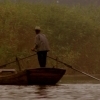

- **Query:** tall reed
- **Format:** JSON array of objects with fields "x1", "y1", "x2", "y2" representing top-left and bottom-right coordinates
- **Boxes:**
[{"x1": 0, "y1": 1, "x2": 100, "y2": 73}]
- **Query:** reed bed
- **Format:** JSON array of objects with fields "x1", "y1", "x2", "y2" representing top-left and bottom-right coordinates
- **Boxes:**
[{"x1": 0, "y1": 1, "x2": 100, "y2": 74}]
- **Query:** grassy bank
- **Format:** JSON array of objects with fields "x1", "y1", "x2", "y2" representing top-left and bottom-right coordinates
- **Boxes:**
[{"x1": 0, "y1": 1, "x2": 100, "y2": 74}]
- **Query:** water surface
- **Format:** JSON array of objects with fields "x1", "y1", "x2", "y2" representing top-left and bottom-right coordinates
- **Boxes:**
[{"x1": 0, "y1": 84, "x2": 100, "y2": 100}]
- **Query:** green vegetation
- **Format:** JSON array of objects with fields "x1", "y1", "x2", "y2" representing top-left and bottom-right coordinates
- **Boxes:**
[{"x1": 0, "y1": 1, "x2": 100, "y2": 74}]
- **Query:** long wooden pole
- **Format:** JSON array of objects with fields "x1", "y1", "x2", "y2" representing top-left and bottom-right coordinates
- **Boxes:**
[
  {"x1": 0, "y1": 54, "x2": 36, "y2": 68},
  {"x1": 48, "y1": 56, "x2": 100, "y2": 81}
]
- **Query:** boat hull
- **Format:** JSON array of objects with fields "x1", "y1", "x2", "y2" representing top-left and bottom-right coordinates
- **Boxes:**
[{"x1": 0, "y1": 68, "x2": 66, "y2": 85}]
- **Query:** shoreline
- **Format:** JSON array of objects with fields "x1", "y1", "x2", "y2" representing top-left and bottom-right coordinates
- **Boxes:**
[{"x1": 59, "y1": 74, "x2": 100, "y2": 84}]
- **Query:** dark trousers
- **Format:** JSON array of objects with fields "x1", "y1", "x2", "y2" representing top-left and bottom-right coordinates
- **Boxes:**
[{"x1": 37, "y1": 51, "x2": 47, "y2": 67}]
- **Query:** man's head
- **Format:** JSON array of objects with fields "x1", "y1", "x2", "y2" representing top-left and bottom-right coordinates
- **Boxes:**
[{"x1": 35, "y1": 26, "x2": 41, "y2": 34}]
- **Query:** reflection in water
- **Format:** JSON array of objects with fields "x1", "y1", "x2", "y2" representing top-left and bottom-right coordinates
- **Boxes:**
[
  {"x1": 0, "y1": 84, "x2": 100, "y2": 100},
  {"x1": 35, "y1": 85, "x2": 48, "y2": 98}
]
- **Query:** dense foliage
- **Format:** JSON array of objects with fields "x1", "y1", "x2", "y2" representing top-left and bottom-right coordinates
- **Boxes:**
[{"x1": 0, "y1": 1, "x2": 100, "y2": 74}]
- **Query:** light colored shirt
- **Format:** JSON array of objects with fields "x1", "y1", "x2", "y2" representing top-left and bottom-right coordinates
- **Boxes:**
[{"x1": 34, "y1": 33, "x2": 50, "y2": 52}]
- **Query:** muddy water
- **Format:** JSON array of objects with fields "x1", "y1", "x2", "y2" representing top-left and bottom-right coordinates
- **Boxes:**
[{"x1": 0, "y1": 83, "x2": 100, "y2": 100}]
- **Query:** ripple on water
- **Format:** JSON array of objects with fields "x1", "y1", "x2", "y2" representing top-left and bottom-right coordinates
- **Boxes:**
[{"x1": 0, "y1": 84, "x2": 99, "y2": 100}]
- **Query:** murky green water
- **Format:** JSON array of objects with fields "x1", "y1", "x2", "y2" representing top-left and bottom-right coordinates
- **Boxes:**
[{"x1": 0, "y1": 83, "x2": 100, "y2": 100}]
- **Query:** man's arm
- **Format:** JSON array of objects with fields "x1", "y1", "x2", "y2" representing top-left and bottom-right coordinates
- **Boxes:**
[{"x1": 31, "y1": 35, "x2": 40, "y2": 51}]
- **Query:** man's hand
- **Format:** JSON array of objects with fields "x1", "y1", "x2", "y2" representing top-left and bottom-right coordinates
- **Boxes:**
[
  {"x1": 31, "y1": 48, "x2": 35, "y2": 51},
  {"x1": 31, "y1": 48, "x2": 36, "y2": 52}
]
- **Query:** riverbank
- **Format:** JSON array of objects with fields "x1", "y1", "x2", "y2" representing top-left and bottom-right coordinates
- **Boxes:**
[
  {"x1": 59, "y1": 74, "x2": 100, "y2": 84},
  {"x1": 1, "y1": 2, "x2": 100, "y2": 74}
]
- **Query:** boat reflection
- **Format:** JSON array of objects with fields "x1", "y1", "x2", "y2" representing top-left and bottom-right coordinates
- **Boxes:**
[{"x1": 35, "y1": 85, "x2": 48, "y2": 98}]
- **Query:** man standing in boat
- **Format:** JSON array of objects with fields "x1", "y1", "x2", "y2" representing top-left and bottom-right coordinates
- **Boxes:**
[{"x1": 32, "y1": 26, "x2": 50, "y2": 68}]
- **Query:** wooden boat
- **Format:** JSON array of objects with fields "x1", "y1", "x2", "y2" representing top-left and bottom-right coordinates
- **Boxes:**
[{"x1": 0, "y1": 68, "x2": 66, "y2": 85}]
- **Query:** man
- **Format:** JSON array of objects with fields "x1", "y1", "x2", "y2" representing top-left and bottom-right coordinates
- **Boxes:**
[{"x1": 32, "y1": 26, "x2": 50, "y2": 68}]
